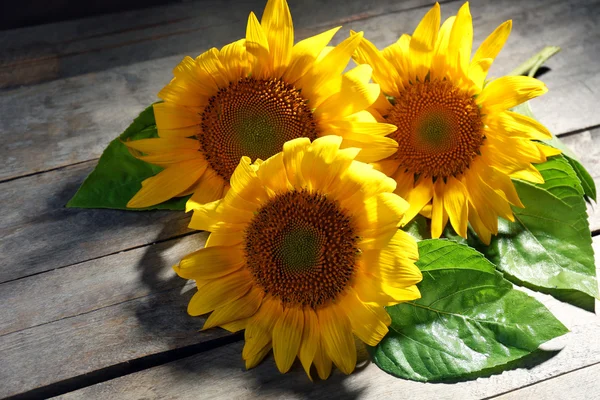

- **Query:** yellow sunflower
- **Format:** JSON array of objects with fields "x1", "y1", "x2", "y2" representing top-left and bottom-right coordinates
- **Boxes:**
[
  {"x1": 351, "y1": 2, "x2": 561, "y2": 244},
  {"x1": 174, "y1": 136, "x2": 422, "y2": 379},
  {"x1": 125, "y1": 0, "x2": 397, "y2": 209}
]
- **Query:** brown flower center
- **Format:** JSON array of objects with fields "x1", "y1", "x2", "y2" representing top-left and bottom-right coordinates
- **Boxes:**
[
  {"x1": 386, "y1": 80, "x2": 484, "y2": 179},
  {"x1": 244, "y1": 189, "x2": 358, "y2": 308},
  {"x1": 199, "y1": 77, "x2": 319, "y2": 181}
]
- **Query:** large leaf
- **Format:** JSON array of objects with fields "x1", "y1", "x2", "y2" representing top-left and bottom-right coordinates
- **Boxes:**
[
  {"x1": 473, "y1": 156, "x2": 598, "y2": 310},
  {"x1": 371, "y1": 240, "x2": 568, "y2": 382},
  {"x1": 67, "y1": 105, "x2": 188, "y2": 210}
]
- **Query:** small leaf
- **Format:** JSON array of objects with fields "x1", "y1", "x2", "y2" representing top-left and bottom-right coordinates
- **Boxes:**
[
  {"x1": 472, "y1": 156, "x2": 598, "y2": 310},
  {"x1": 67, "y1": 105, "x2": 188, "y2": 210},
  {"x1": 371, "y1": 240, "x2": 568, "y2": 382}
]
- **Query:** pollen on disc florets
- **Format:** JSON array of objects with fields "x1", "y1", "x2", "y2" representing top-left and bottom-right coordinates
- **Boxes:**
[
  {"x1": 199, "y1": 77, "x2": 319, "y2": 181},
  {"x1": 386, "y1": 80, "x2": 485, "y2": 179},
  {"x1": 244, "y1": 189, "x2": 359, "y2": 309}
]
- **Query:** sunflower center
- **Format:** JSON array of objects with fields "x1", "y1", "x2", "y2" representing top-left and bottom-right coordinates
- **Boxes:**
[
  {"x1": 386, "y1": 80, "x2": 484, "y2": 178},
  {"x1": 244, "y1": 189, "x2": 358, "y2": 308},
  {"x1": 199, "y1": 77, "x2": 319, "y2": 181}
]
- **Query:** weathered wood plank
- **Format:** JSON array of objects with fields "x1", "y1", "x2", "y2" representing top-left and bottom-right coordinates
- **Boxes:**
[
  {"x1": 0, "y1": 232, "x2": 206, "y2": 336},
  {"x1": 0, "y1": 0, "x2": 436, "y2": 87},
  {"x1": 491, "y1": 363, "x2": 600, "y2": 400},
  {"x1": 54, "y1": 236, "x2": 600, "y2": 400},
  {"x1": 1, "y1": 0, "x2": 599, "y2": 181},
  {"x1": 0, "y1": 161, "x2": 192, "y2": 283},
  {"x1": 560, "y1": 129, "x2": 600, "y2": 231}
]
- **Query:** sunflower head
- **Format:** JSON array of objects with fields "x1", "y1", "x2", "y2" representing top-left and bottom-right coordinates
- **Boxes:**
[
  {"x1": 174, "y1": 136, "x2": 421, "y2": 379},
  {"x1": 124, "y1": 0, "x2": 398, "y2": 210},
  {"x1": 352, "y1": 2, "x2": 561, "y2": 243}
]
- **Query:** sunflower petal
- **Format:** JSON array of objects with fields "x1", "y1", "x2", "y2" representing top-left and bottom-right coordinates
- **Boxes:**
[
  {"x1": 447, "y1": 2, "x2": 473, "y2": 76},
  {"x1": 246, "y1": 11, "x2": 271, "y2": 78},
  {"x1": 477, "y1": 76, "x2": 548, "y2": 112},
  {"x1": 284, "y1": 27, "x2": 340, "y2": 83},
  {"x1": 261, "y1": 0, "x2": 293, "y2": 76},
  {"x1": 187, "y1": 269, "x2": 253, "y2": 316},
  {"x1": 443, "y1": 176, "x2": 469, "y2": 238},
  {"x1": 318, "y1": 305, "x2": 356, "y2": 375},
  {"x1": 174, "y1": 245, "x2": 245, "y2": 280},
  {"x1": 409, "y1": 3, "x2": 440, "y2": 81},
  {"x1": 272, "y1": 306, "x2": 304, "y2": 373},
  {"x1": 127, "y1": 159, "x2": 207, "y2": 208},
  {"x1": 243, "y1": 296, "x2": 283, "y2": 362},
  {"x1": 203, "y1": 286, "x2": 264, "y2": 330},
  {"x1": 298, "y1": 308, "x2": 319, "y2": 380},
  {"x1": 339, "y1": 288, "x2": 390, "y2": 346}
]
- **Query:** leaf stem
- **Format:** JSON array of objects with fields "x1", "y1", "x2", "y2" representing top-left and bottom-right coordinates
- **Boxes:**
[{"x1": 509, "y1": 46, "x2": 561, "y2": 77}]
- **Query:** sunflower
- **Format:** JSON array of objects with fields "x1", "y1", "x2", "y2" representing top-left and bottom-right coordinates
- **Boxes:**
[
  {"x1": 351, "y1": 2, "x2": 561, "y2": 244},
  {"x1": 124, "y1": 0, "x2": 397, "y2": 209},
  {"x1": 174, "y1": 136, "x2": 422, "y2": 379}
]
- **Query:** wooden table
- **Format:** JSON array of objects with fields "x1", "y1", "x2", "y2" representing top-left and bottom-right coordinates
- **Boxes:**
[{"x1": 1, "y1": 0, "x2": 599, "y2": 398}]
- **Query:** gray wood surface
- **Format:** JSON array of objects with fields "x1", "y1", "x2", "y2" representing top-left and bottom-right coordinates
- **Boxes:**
[
  {"x1": 492, "y1": 363, "x2": 600, "y2": 400},
  {"x1": 1, "y1": 0, "x2": 599, "y2": 182},
  {"x1": 55, "y1": 239, "x2": 600, "y2": 400},
  {"x1": 0, "y1": 0, "x2": 598, "y2": 398}
]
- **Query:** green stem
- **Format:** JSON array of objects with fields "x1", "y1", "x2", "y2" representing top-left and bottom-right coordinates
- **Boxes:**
[{"x1": 509, "y1": 46, "x2": 561, "y2": 77}]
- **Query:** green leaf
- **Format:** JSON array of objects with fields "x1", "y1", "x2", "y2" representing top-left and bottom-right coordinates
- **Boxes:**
[
  {"x1": 371, "y1": 240, "x2": 568, "y2": 382},
  {"x1": 472, "y1": 156, "x2": 598, "y2": 310},
  {"x1": 67, "y1": 105, "x2": 188, "y2": 210}
]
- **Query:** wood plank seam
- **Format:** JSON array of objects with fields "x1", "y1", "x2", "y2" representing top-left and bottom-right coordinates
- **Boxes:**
[
  {"x1": 0, "y1": 230, "x2": 200, "y2": 286},
  {"x1": 2, "y1": 333, "x2": 244, "y2": 400},
  {"x1": 481, "y1": 360, "x2": 600, "y2": 399},
  {"x1": 0, "y1": 158, "x2": 99, "y2": 185}
]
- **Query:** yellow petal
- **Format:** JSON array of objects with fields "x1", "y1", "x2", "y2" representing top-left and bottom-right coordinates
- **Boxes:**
[
  {"x1": 447, "y1": 2, "x2": 473, "y2": 76},
  {"x1": 298, "y1": 308, "x2": 319, "y2": 380},
  {"x1": 245, "y1": 342, "x2": 272, "y2": 369},
  {"x1": 471, "y1": 19, "x2": 512, "y2": 74},
  {"x1": 537, "y1": 143, "x2": 561, "y2": 158},
  {"x1": 431, "y1": 16, "x2": 455, "y2": 78},
  {"x1": 221, "y1": 318, "x2": 250, "y2": 333},
  {"x1": 443, "y1": 176, "x2": 469, "y2": 238},
  {"x1": 272, "y1": 306, "x2": 304, "y2": 373},
  {"x1": 243, "y1": 296, "x2": 283, "y2": 362},
  {"x1": 260, "y1": 0, "x2": 293, "y2": 76},
  {"x1": 136, "y1": 150, "x2": 203, "y2": 168},
  {"x1": 409, "y1": 2, "x2": 440, "y2": 81},
  {"x1": 477, "y1": 76, "x2": 548, "y2": 112},
  {"x1": 187, "y1": 269, "x2": 253, "y2": 316},
  {"x1": 356, "y1": 192, "x2": 409, "y2": 235},
  {"x1": 203, "y1": 286, "x2": 264, "y2": 330},
  {"x1": 315, "y1": 64, "x2": 380, "y2": 119},
  {"x1": 219, "y1": 39, "x2": 249, "y2": 82},
  {"x1": 284, "y1": 27, "x2": 340, "y2": 84},
  {"x1": 153, "y1": 102, "x2": 201, "y2": 130},
  {"x1": 186, "y1": 168, "x2": 227, "y2": 210},
  {"x1": 171, "y1": 55, "x2": 218, "y2": 96},
  {"x1": 246, "y1": 11, "x2": 271, "y2": 78},
  {"x1": 468, "y1": 57, "x2": 493, "y2": 90},
  {"x1": 195, "y1": 48, "x2": 229, "y2": 88},
  {"x1": 352, "y1": 32, "x2": 402, "y2": 96},
  {"x1": 205, "y1": 230, "x2": 245, "y2": 247},
  {"x1": 313, "y1": 337, "x2": 332, "y2": 380},
  {"x1": 491, "y1": 110, "x2": 552, "y2": 140},
  {"x1": 174, "y1": 245, "x2": 245, "y2": 280},
  {"x1": 400, "y1": 177, "x2": 434, "y2": 225},
  {"x1": 127, "y1": 159, "x2": 207, "y2": 208},
  {"x1": 431, "y1": 179, "x2": 446, "y2": 238},
  {"x1": 468, "y1": 202, "x2": 492, "y2": 245},
  {"x1": 282, "y1": 137, "x2": 310, "y2": 187},
  {"x1": 123, "y1": 138, "x2": 200, "y2": 154},
  {"x1": 318, "y1": 305, "x2": 356, "y2": 375},
  {"x1": 339, "y1": 288, "x2": 390, "y2": 346},
  {"x1": 354, "y1": 269, "x2": 421, "y2": 306}
]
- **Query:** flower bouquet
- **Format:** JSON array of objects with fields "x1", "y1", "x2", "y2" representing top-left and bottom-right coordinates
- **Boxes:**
[{"x1": 67, "y1": 0, "x2": 597, "y2": 382}]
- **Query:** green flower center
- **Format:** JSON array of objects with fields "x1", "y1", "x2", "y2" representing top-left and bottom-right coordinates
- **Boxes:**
[
  {"x1": 199, "y1": 77, "x2": 319, "y2": 181},
  {"x1": 386, "y1": 80, "x2": 484, "y2": 179},
  {"x1": 244, "y1": 189, "x2": 358, "y2": 308}
]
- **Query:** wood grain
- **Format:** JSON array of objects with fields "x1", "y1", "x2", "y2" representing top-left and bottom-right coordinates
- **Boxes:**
[
  {"x1": 1, "y1": 0, "x2": 599, "y2": 181},
  {"x1": 55, "y1": 238, "x2": 600, "y2": 400},
  {"x1": 491, "y1": 363, "x2": 600, "y2": 400},
  {"x1": 0, "y1": 161, "x2": 191, "y2": 283}
]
